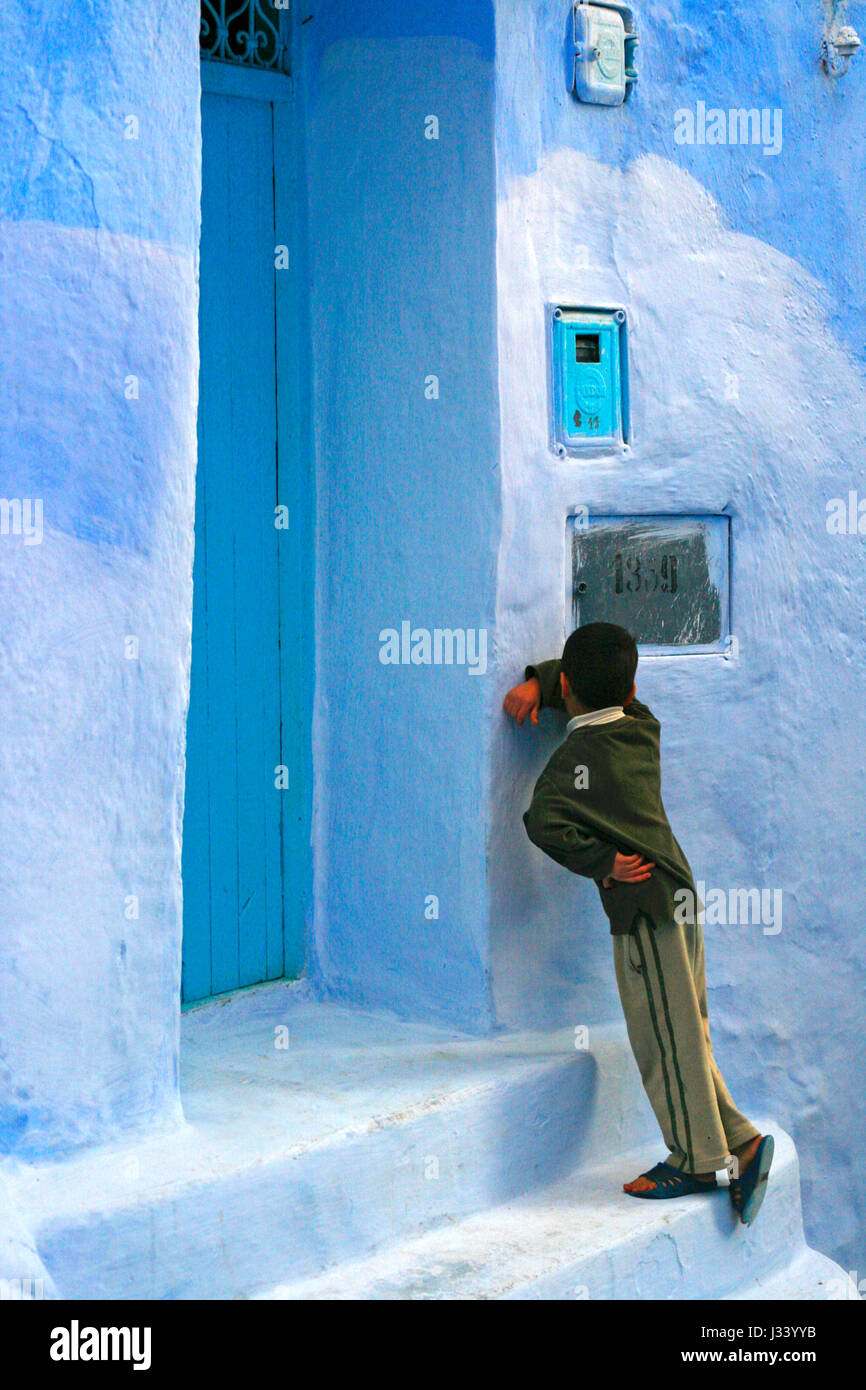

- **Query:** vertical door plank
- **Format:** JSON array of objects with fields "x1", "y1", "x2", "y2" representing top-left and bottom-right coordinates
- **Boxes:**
[
  {"x1": 183, "y1": 93, "x2": 234, "y2": 1002},
  {"x1": 273, "y1": 96, "x2": 312, "y2": 979},
  {"x1": 261, "y1": 103, "x2": 287, "y2": 983},
  {"x1": 227, "y1": 97, "x2": 279, "y2": 989},
  {"x1": 200, "y1": 93, "x2": 242, "y2": 997}
]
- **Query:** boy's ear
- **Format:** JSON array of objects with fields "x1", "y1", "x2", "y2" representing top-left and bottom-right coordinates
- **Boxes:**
[
  {"x1": 624, "y1": 682, "x2": 636, "y2": 707},
  {"x1": 560, "y1": 671, "x2": 572, "y2": 700}
]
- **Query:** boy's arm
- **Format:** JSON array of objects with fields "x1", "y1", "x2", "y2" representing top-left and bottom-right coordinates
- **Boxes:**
[
  {"x1": 524, "y1": 659, "x2": 565, "y2": 711},
  {"x1": 523, "y1": 774, "x2": 618, "y2": 881},
  {"x1": 523, "y1": 660, "x2": 654, "y2": 719}
]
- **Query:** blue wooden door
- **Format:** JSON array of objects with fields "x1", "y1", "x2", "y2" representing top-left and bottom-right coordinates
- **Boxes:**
[{"x1": 182, "y1": 86, "x2": 309, "y2": 1004}]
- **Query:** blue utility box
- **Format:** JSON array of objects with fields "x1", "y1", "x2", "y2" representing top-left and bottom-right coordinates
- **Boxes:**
[{"x1": 551, "y1": 305, "x2": 628, "y2": 453}]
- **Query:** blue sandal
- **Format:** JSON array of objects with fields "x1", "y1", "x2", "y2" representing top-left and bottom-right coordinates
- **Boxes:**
[
  {"x1": 729, "y1": 1135, "x2": 774, "y2": 1225},
  {"x1": 625, "y1": 1161, "x2": 718, "y2": 1199}
]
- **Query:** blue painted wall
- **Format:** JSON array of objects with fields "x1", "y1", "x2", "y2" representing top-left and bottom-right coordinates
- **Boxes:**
[
  {"x1": 489, "y1": 0, "x2": 866, "y2": 1274},
  {"x1": 495, "y1": 0, "x2": 866, "y2": 365},
  {"x1": 301, "y1": 2, "x2": 500, "y2": 1029},
  {"x1": 0, "y1": 1, "x2": 200, "y2": 1153},
  {"x1": 1, "y1": 0, "x2": 862, "y2": 1286}
]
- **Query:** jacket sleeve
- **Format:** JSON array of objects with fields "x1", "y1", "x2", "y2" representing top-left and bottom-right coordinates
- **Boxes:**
[
  {"x1": 624, "y1": 696, "x2": 657, "y2": 723},
  {"x1": 525, "y1": 658, "x2": 564, "y2": 711},
  {"x1": 523, "y1": 775, "x2": 619, "y2": 881}
]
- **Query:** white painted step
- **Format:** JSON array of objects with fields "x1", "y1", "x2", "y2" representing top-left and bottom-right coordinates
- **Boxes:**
[
  {"x1": 725, "y1": 1250, "x2": 859, "y2": 1301},
  {"x1": 252, "y1": 1127, "x2": 852, "y2": 1301},
  {"x1": 8, "y1": 989, "x2": 850, "y2": 1302},
  {"x1": 4, "y1": 989, "x2": 659, "y2": 1299}
]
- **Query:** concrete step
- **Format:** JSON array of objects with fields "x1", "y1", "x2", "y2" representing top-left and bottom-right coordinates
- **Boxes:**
[
  {"x1": 6, "y1": 988, "x2": 850, "y2": 1301},
  {"x1": 251, "y1": 1128, "x2": 853, "y2": 1301},
  {"x1": 725, "y1": 1250, "x2": 859, "y2": 1301},
  {"x1": 3, "y1": 987, "x2": 659, "y2": 1300}
]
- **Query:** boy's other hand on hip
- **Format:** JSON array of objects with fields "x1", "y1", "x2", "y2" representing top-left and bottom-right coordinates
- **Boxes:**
[
  {"x1": 503, "y1": 676, "x2": 541, "y2": 726},
  {"x1": 602, "y1": 853, "x2": 655, "y2": 889}
]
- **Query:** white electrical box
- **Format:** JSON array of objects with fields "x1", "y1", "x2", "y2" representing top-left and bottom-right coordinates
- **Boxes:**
[{"x1": 572, "y1": 2, "x2": 638, "y2": 107}]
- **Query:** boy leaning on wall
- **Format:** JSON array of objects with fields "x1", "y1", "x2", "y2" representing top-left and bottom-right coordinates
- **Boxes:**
[{"x1": 504, "y1": 622, "x2": 773, "y2": 1224}]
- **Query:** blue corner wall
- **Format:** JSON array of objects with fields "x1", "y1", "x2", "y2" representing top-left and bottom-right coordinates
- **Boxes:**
[
  {"x1": 0, "y1": 1, "x2": 201, "y2": 1154},
  {"x1": 301, "y1": 2, "x2": 500, "y2": 1029},
  {"x1": 489, "y1": 0, "x2": 866, "y2": 1275}
]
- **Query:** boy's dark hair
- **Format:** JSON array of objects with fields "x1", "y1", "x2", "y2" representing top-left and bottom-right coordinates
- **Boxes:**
[{"x1": 561, "y1": 622, "x2": 638, "y2": 710}]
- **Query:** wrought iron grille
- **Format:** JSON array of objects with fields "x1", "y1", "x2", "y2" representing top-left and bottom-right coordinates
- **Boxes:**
[{"x1": 200, "y1": 2, "x2": 291, "y2": 75}]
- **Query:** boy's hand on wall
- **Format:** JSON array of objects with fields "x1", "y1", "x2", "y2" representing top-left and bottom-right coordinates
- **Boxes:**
[
  {"x1": 602, "y1": 853, "x2": 655, "y2": 888},
  {"x1": 503, "y1": 676, "x2": 542, "y2": 726}
]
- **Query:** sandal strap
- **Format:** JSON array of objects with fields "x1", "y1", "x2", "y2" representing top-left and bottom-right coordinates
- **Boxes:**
[
  {"x1": 643, "y1": 1161, "x2": 717, "y2": 1190},
  {"x1": 642, "y1": 1162, "x2": 687, "y2": 1187}
]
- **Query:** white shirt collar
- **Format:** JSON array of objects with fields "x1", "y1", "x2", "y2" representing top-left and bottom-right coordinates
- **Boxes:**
[{"x1": 566, "y1": 706, "x2": 626, "y2": 733}]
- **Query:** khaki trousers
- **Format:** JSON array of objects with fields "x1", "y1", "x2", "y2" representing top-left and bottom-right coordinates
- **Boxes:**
[{"x1": 613, "y1": 913, "x2": 759, "y2": 1173}]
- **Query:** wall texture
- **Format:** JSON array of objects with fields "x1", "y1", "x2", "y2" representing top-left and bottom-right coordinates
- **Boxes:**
[
  {"x1": 0, "y1": 1, "x2": 201, "y2": 1154},
  {"x1": 0, "y1": 0, "x2": 862, "y2": 1286},
  {"x1": 301, "y1": 2, "x2": 500, "y2": 1029},
  {"x1": 489, "y1": 0, "x2": 866, "y2": 1274}
]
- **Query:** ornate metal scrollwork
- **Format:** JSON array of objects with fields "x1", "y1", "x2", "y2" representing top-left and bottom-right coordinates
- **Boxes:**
[{"x1": 200, "y1": 2, "x2": 291, "y2": 74}]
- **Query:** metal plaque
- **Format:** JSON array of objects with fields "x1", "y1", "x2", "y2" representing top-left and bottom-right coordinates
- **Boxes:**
[{"x1": 568, "y1": 514, "x2": 730, "y2": 652}]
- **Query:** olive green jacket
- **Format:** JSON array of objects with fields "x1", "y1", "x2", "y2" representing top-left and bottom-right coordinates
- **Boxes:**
[{"x1": 522, "y1": 659, "x2": 698, "y2": 934}]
